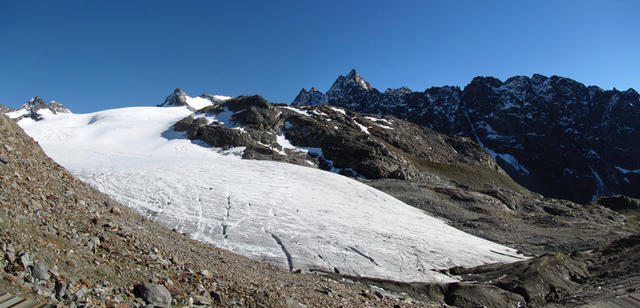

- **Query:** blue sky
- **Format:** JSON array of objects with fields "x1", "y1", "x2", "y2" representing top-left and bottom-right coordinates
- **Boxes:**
[{"x1": 1, "y1": 0, "x2": 639, "y2": 113}]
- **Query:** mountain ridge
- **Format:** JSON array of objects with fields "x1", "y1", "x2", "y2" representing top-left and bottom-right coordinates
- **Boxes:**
[{"x1": 292, "y1": 70, "x2": 640, "y2": 204}]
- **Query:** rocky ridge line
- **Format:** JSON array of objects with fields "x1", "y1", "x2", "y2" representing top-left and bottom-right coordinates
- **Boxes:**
[{"x1": 292, "y1": 70, "x2": 640, "y2": 204}]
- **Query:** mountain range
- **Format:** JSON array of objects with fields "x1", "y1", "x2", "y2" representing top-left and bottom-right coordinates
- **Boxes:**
[
  {"x1": 3, "y1": 87, "x2": 639, "y2": 307},
  {"x1": 292, "y1": 70, "x2": 640, "y2": 204}
]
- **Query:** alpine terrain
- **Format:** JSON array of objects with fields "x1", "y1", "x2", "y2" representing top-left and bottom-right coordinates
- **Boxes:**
[
  {"x1": 293, "y1": 70, "x2": 640, "y2": 204},
  {"x1": 2, "y1": 89, "x2": 639, "y2": 307}
]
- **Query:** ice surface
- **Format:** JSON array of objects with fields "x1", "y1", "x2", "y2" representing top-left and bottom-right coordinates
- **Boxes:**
[{"x1": 19, "y1": 106, "x2": 525, "y2": 283}]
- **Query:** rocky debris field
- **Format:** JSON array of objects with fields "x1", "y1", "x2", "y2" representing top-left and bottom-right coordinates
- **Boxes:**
[{"x1": 0, "y1": 114, "x2": 434, "y2": 307}]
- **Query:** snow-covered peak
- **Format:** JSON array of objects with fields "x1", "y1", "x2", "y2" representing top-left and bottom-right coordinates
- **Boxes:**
[
  {"x1": 4, "y1": 96, "x2": 72, "y2": 121},
  {"x1": 291, "y1": 87, "x2": 328, "y2": 106},
  {"x1": 159, "y1": 88, "x2": 231, "y2": 111}
]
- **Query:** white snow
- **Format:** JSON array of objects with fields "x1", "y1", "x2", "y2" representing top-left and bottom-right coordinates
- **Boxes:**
[
  {"x1": 275, "y1": 134, "x2": 299, "y2": 155},
  {"x1": 353, "y1": 119, "x2": 370, "y2": 134},
  {"x1": 495, "y1": 153, "x2": 530, "y2": 175},
  {"x1": 5, "y1": 108, "x2": 29, "y2": 119},
  {"x1": 209, "y1": 94, "x2": 233, "y2": 102},
  {"x1": 280, "y1": 106, "x2": 310, "y2": 116},
  {"x1": 19, "y1": 106, "x2": 525, "y2": 283},
  {"x1": 364, "y1": 116, "x2": 394, "y2": 129},
  {"x1": 185, "y1": 96, "x2": 214, "y2": 110},
  {"x1": 192, "y1": 107, "x2": 244, "y2": 129},
  {"x1": 330, "y1": 107, "x2": 346, "y2": 115}
]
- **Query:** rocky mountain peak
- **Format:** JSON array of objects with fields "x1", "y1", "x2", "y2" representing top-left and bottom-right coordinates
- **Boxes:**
[
  {"x1": 345, "y1": 69, "x2": 372, "y2": 90},
  {"x1": 327, "y1": 69, "x2": 373, "y2": 100},
  {"x1": 291, "y1": 87, "x2": 328, "y2": 106},
  {"x1": 3, "y1": 96, "x2": 72, "y2": 121},
  {"x1": 159, "y1": 88, "x2": 190, "y2": 108},
  {"x1": 23, "y1": 96, "x2": 48, "y2": 110}
]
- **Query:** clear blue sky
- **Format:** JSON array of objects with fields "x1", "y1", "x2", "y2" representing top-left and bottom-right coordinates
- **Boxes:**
[{"x1": 1, "y1": 0, "x2": 639, "y2": 113}]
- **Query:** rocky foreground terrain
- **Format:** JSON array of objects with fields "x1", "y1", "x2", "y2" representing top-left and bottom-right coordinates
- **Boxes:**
[
  {"x1": 0, "y1": 114, "x2": 434, "y2": 307},
  {"x1": 293, "y1": 70, "x2": 640, "y2": 204}
]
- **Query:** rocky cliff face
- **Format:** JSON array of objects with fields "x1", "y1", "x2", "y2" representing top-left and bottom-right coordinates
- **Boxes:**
[
  {"x1": 293, "y1": 71, "x2": 640, "y2": 204},
  {"x1": 174, "y1": 95, "x2": 501, "y2": 181}
]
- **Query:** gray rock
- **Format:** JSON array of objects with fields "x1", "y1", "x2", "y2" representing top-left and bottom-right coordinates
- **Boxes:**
[
  {"x1": 192, "y1": 295, "x2": 211, "y2": 306},
  {"x1": 55, "y1": 280, "x2": 70, "y2": 300},
  {"x1": 18, "y1": 252, "x2": 32, "y2": 268},
  {"x1": 445, "y1": 283, "x2": 525, "y2": 308},
  {"x1": 32, "y1": 262, "x2": 50, "y2": 280},
  {"x1": 134, "y1": 283, "x2": 172, "y2": 307}
]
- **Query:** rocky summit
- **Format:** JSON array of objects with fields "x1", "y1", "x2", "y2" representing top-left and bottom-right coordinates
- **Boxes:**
[
  {"x1": 158, "y1": 88, "x2": 232, "y2": 111},
  {"x1": 172, "y1": 94, "x2": 633, "y2": 256},
  {"x1": 4, "y1": 96, "x2": 71, "y2": 121},
  {"x1": 293, "y1": 70, "x2": 640, "y2": 204}
]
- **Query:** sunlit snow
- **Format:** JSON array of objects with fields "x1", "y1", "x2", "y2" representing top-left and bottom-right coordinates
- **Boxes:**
[{"x1": 18, "y1": 106, "x2": 524, "y2": 283}]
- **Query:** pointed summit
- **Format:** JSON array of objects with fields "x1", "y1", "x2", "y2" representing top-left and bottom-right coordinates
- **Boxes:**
[
  {"x1": 291, "y1": 87, "x2": 328, "y2": 106},
  {"x1": 326, "y1": 69, "x2": 374, "y2": 105},
  {"x1": 158, "y1": 88, "x2": 218, "y2": 111},
  {"x1": 4, "y1": 96, "x2": 71, "y2": 121},
  {"x1": 159, "y1": 88, "x2": 190, "y2": 108},
  {"x1": 344, "y1": 69, "x2": 372, "y2": 91}
]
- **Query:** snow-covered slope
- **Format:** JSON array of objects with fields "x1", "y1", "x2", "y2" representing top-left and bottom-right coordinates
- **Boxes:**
[{"x1": 18, "y1": 106, "x2": 524, "y2": 283}]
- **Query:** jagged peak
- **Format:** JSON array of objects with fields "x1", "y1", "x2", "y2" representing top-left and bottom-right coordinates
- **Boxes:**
[
  {"x1": 345, "y1": 69, "x2": 372, "y2": 90},
  {"x1": 327, "y1": 69, "x2": 373, "y2": 98},
  {"x1": 291, "y1": 87, "x2": 328, "y2": 106},
  {"x1": 384, "y1": 86, "x2": 412, "y2": 96}
]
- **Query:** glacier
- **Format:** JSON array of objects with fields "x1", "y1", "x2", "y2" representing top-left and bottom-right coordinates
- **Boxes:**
[{"x1": 17, "y1": 105, "x2": 524, "y2": 283}]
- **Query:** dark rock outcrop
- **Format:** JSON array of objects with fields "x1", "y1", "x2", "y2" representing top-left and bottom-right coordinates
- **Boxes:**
[
  {"x1": 446, "y1": 234, "x2": 640, "y2": 307},
  {"x1": 593, "y1": 195, "x2": 640, "y2": 212},
  {"x1": 295, "y1": 70, "x2": 640, "y2": 204},
  {"x1": 173, "y1": 95, "x2": 500, "y2": 181}
]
